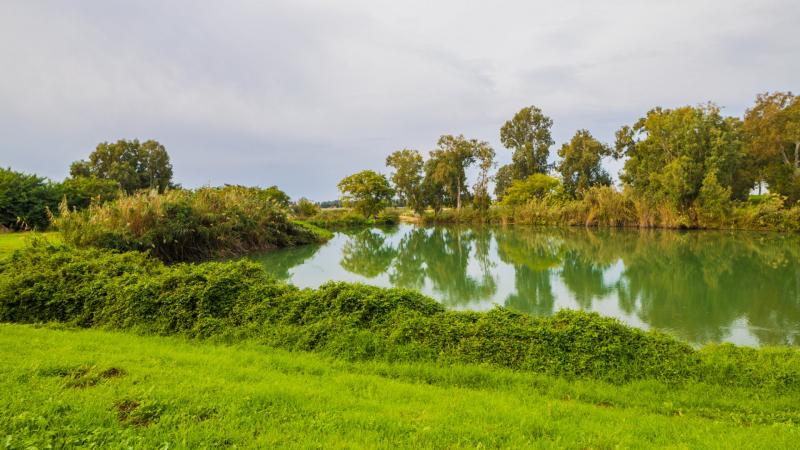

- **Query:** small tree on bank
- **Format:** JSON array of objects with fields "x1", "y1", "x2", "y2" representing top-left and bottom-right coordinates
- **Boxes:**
[{"x1": 337, "y1": 170, "x2": 394, "y2": 218}]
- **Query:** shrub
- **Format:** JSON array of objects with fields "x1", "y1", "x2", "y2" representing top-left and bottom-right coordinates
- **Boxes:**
[
  {"x1": 501, "y1": 174, "x2": 561, "y2": 207},
  {"x1": 53, "y1": 186, "x2": 327, "y2": 262},
  {"x1": 60, "y1": 176, "x2": 122, "y2": 210},
  {"x1": 293, "y1": 197, "x2": 320, "y2": 218}
]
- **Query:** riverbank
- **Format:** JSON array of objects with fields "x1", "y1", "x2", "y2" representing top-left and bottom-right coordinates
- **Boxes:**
[
  {"x1": 407, "y1": 193, "x2": 800, "y2": 232},
  {"x1": 2, "y1": 323, "x2": 799, "y2": 448}
]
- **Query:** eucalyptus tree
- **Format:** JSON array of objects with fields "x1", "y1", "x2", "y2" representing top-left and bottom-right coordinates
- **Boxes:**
[
  {"x1": 743, "y1": 91, "x2": 800, "y2": 201},
  {"x1": 614, "y1": 103, "x2": 750, "y2": 210},
  {"x1": 385, "y1": 149, "x2": 425, "y2": 214},
  {"x1": 557, "y1": 130, "x2": 612, "y2": 198},
  {"x1": 427, "y1": 135, "x2": 477, "y2": 210},
  {"x1": 472, "y1": 141, "x2": 496, "y2": 212},
  {"x1": 500, "y1": 105, "x2": 554, "y2": 182}
]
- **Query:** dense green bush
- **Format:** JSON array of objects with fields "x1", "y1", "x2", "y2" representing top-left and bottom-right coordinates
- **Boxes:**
[
  {"x1": 306, "y1": 209, "x2": 399, "y2": 229},
  {"x1": 53, "y1": 186, "x2": 327, "y2": 262},
  {"x1": 3, "y1": 243, "x2": 799, "y2": 388},
  {"x1": 0, "y1": 168, "x2": 60, "y2": 230}
]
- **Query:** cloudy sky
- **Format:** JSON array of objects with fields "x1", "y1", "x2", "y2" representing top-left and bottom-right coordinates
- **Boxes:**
[{"x1": 1, "y1": 1, "x2": 797, "y2": 200}]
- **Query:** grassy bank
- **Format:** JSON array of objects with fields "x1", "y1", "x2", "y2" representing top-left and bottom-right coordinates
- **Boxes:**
[
  {"x1": 416, "y1": 189, "x2": 800, "y2": 231},
  {"x1": 2, "y1": 324, "x2": 799, "y2": 449}
]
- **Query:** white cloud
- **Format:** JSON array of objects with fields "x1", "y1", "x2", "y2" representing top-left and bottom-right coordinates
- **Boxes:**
[{"x1": 0, "y1": 0, "x2": 797, "y2": 199}]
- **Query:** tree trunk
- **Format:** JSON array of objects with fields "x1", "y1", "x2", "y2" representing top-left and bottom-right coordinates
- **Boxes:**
[{"x1": 456, "y1": 177, "x2": 462, "y2": 210}]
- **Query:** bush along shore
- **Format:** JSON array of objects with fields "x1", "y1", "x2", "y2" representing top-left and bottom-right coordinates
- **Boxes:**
[
  {"x1": 2, "y1": 242, "x2": 799, "y2": 389},
  {"x1": 53, "y1": 186, "x2": 331, "y2": 263},
  {"x1": 414, "y1": 187, "x2": 800, "y2": 231}
]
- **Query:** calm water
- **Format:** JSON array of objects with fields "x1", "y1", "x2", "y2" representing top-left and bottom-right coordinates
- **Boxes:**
[{"x1": 250, "y1": 224, "x2": 800, "y2": 346}]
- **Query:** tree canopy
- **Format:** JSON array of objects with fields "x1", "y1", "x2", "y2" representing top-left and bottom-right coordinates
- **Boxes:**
[
  {"x1": 500, "y1": 106, "x2": 554, "y2": 182},
  {"x1": 743, "y1": 91, "x2": 800, "y2": 202},
  {"x1": 386, "y1": 149, "x2": 425, "y2": 214},
  {"x1": 557, "y1": 130, "x2": 612, "y2": 198},
  {"x1": 615, "y1": 104, "x2": 751, "y2": 210},
  {"x1": 71, "y1": 139, "x2": 174, "y2": 194},
  {"x1": 337, "y1": 170, "x2": 394, "y2": 218}
]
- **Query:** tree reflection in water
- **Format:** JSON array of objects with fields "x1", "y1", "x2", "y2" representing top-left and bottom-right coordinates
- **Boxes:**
[{"x1": 252, "y1": 224, "x2": 800, "y2": 346}]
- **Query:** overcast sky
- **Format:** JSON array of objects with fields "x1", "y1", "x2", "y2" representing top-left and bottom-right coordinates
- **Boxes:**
[{"x1": 1, "y1": 1, "x2": 797, "y2": 200}]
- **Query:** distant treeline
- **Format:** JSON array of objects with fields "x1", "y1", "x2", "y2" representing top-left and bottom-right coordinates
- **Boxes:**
[{"x1": 337, "y1": 92, "x2": 800, "y2": 229}]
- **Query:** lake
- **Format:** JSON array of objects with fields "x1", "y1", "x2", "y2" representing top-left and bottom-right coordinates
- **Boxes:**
[{"x1": 251, "y1": 224, "x2": 800, "y2": 346}]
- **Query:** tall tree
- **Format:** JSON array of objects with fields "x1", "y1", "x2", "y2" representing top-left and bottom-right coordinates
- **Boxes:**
[
  {"x1": 615, "y1": 104, "x2": 750, "y2": 210},
  {"x1": 743, "y1": 92, "x2": 800, "y2": 202},
  {"x1": 385, "y1": 149, "x2": 425, "y2": 214},
  {"x1": 337, "y1": 170, "x2": 394, "y2": 218},
  {"x1": 427, "y1": 135, "x2": 479, "y2": 210},
  {"x1": 472, "y1": 141, "x2": 496, "y2": 212},
  {"x1": 500, "y1": 106, "x2": 554, "y2": 182},
  {"x1": 70, "y1": 139, "x2": 174, "y2": 194},
  {"x1": 493, "y1": 164, "x2": 514, "y2": 201},
  {"x1": 557, "y1": 130, "x2": 612, "y2": 198}
]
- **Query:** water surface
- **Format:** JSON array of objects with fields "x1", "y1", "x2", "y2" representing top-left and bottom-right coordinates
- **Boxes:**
[{"x1": 250, "y1": 224, "x2": 800, "y2": 346}]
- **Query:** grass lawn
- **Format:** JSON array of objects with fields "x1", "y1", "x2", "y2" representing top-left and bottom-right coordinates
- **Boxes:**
[
  {"x1": 1, "y1": 324, "x2": 798, "y2": 449},
  {"x1": 0, "y1": 231, "x2": 61, "y2": 257}
]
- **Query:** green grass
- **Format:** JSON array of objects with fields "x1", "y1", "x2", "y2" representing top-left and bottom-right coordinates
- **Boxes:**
[
  {"x1": 1, "y1": 324, "x2": 799, "y2": 449},
  {"x1": 0, "y1": 232, "x2": 60, "y2": 257}
]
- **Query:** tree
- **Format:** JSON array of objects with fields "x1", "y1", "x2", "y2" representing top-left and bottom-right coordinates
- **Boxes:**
[
  {"x1": 386, "y1": 149, "x2": 425, "y2": 214},
  {"x1": 494, "y1": 164, "x2": 514, "y2": 201},
  {"x1": 501, "y1": 173, "x2": 560, "y2": 207},
  {"x1": 427, "y1": 135, "x2": 481, "y2": 210},
  {"x1": 422, "y1": 160, "x2": 447, "y2": 215},
  {"x1": 615, "y1": 104, "x2": 749, "y2": 210},
  {"x1": 500, "y1": 106, "x2": 554, "y2": 180},
  {"x1": 557, "y1": 130, "x2": 612, "y2": 198},
  {"x1": 472, "y1": 141, "x2": 496, "y2": 212},
  {"x1": 743, "y1": 92, "x2": 800, "y2": 202},
  {"x1": 70, "y1": 139, "x2": 174, "y2": 193},
  {"x1": 0, "y1": 168, "x2": 60, "y2": 230},
  {"x1": 337, "y1": 170, "x2": 394, "y2": 218}
]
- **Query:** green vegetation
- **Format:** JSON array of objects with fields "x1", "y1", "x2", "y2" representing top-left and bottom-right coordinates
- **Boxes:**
[
  {"x1": 337, "y1": 170, "x2": 394, "y2": 218},
  {"x1": 53, "y1": 186, "x2": 327, "y2": 262},
  {"x1": 4, "y1": 243, "x2": 800, "y2": 389},
  {"x1": 0, "y1": 232, "x2": 61, "y2": 258},
  {"x1": 70, "y1": 139, "x2": 175, "y2": 194},
  {"x1": 1, "y1": 167, "x2": 122, "y2": 231},
  {"x1": 366, "y1": 93, "x2": 800, "y2": 230},
  {"x1": 4, "y1": 325, "x2": 800, "y2": 448},
  {"x1": 304, "y1": 208, "x2": 400, "y2": 229}
]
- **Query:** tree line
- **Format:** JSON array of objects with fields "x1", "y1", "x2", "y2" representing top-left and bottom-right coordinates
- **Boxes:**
[{"x1": 338, "y1": 92, "x2": 800, "y2": 221}]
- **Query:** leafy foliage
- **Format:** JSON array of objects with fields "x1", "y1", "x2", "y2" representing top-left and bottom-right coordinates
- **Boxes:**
[
  {"x1": 70, "y1": 139, "x2": 174, "y2": 194},
  {"x1": 743, "y1": 91, "x2": 800, "y2": 202},
  {"x1": 501, "y1": 174, "x2": 561, "y2": 207},
  {"x1": 500, "y1": 105, "x2": 554, "y2": 179},
  {"x1": 386, "y1": 149, "x2": 425, "y2": 214},
  {"x1": 0, "y1": 168, "x2": 61, "y2": 230},
  {"x1": 557, "y1": 130, "x2": 612, "y2": 197},
  {"x1": 52, "y1": 186, "x2": 326, "y2": 262},
  {"x1": 337, "y1": 170, "x2": 394, "y2": 218},
  {"x1": 3, "y1": 243, "x2": 800, "y2": 390}
]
